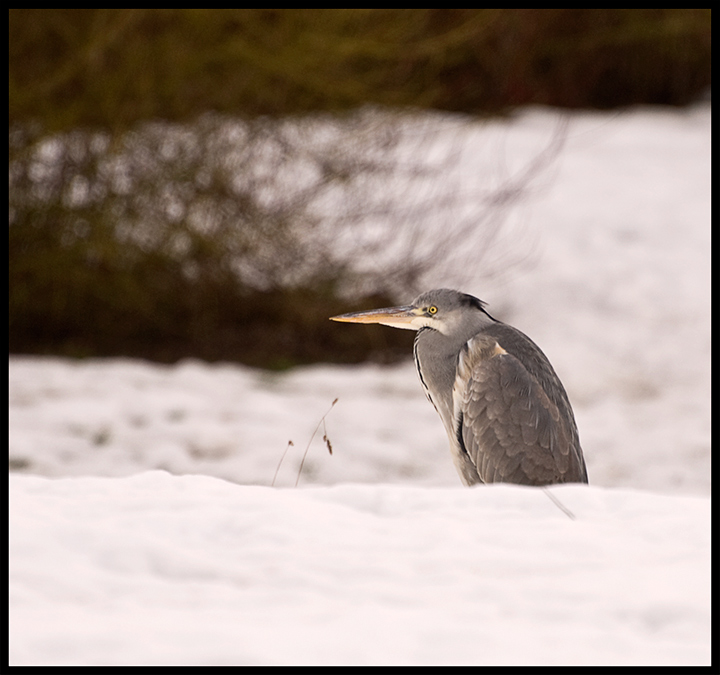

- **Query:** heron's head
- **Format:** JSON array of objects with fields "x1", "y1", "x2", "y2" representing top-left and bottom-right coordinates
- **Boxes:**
[{"x1": 330, "y1": 288, "x2": 493, "y2": 337}]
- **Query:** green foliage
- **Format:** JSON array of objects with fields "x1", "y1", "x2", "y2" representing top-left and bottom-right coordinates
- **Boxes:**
[
  {"x1": 450, "y1": 8, "x2": 712, "y2": 110},
  {"x1": 9, "y1": 186, "x2": 413, "y2": 367},
  {"x1": 10, "y1": 9, "x2": 710, "y2": 132},
  {"x1": 8, "y1": 9, "x2": 711, "y2": 366},
  {"x1": 9, "y1": 117, "x2": 418, "y2": 366}
]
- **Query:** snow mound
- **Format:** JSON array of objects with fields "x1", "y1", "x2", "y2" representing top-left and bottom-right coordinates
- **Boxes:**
[{"x1": 10, "y1": 472, "x2": 710, "y2": 665}]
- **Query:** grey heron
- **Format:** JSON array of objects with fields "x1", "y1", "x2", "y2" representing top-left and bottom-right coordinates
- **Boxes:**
[{"x1": 331, "y1": 289, "x2": 588, "y2": 486}]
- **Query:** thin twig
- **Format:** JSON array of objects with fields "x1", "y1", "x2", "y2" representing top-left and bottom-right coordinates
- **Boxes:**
[
  {"x1": 271, "y1": 440, "x2": 294, "y2": 487},
  {"x1": 295, "y1": 398, "x2": 338, "y2": 487}
]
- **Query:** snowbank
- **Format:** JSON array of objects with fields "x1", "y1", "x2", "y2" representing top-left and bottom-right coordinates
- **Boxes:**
[{"x1": 10, "y1": 472, "x2": 710, "y2": 665}]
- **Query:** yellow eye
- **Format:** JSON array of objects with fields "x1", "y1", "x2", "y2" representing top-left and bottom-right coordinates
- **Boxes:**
[{"x1": 428, "y1": 306, "x2": 438, "y2": 315}]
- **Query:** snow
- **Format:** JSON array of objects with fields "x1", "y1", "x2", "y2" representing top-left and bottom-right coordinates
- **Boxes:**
[{"x1": 9, "y1": 102, "x2": 710, "y2": 665}]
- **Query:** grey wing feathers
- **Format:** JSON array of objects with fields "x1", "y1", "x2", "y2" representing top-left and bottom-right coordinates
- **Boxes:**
[{"x1": 453, "y1": 328, "x2": 587, "y2": 485}]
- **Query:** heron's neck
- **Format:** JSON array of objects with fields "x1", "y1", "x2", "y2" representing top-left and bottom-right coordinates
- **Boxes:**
[
  {"x1": 413, "y1": 311, "x2": 496, "y2": 429},
  {"x1": 413, "y1": 328, "x2": 463, "y2": 430}
]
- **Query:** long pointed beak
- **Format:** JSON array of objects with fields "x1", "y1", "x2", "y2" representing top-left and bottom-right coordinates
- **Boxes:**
[{"x1": 330, "y1": 305, "x2": 421, "y2": 330}]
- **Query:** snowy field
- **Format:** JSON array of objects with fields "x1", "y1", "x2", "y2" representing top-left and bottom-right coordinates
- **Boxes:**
[{"x1": 9, "y1": 102, "x2": 711, "y2": 665}]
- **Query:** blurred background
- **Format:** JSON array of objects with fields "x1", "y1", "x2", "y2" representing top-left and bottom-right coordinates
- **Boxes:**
[{"x1": 9, "y1": 9, "x2": 711, "y2": 369}]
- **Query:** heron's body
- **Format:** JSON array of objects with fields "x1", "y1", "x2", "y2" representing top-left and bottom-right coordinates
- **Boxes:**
[{"x1": 331, "y1": 289, "x2": 587, "y2": 486}]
